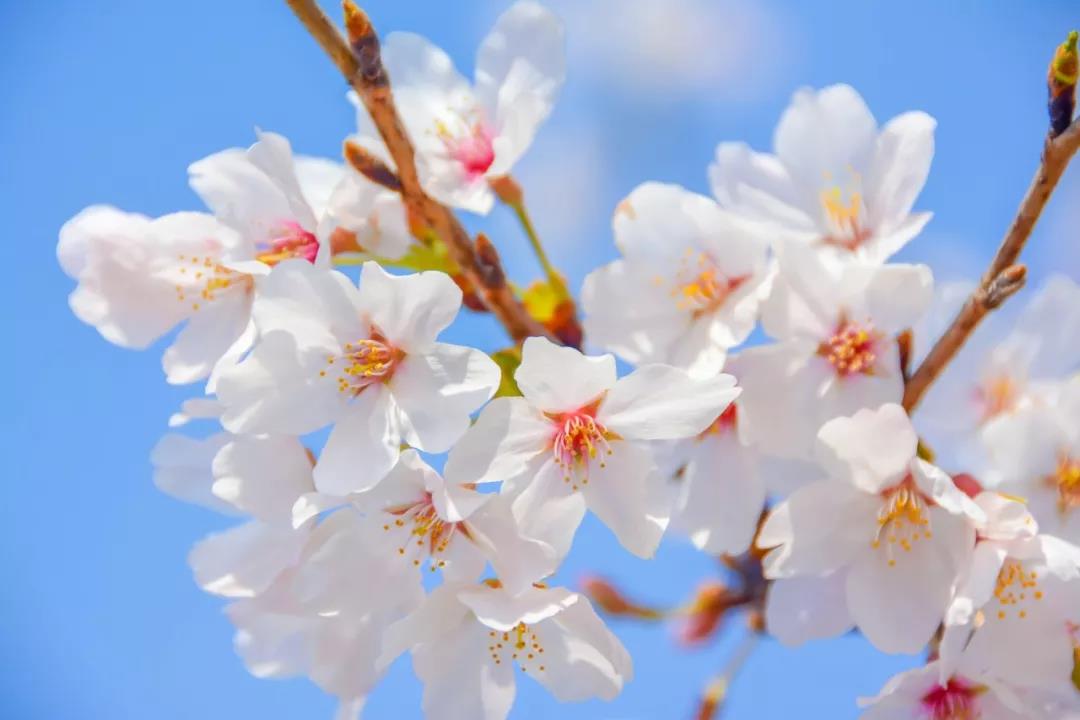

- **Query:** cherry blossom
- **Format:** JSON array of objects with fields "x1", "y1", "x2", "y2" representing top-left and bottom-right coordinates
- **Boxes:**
[
  {"x1": 944, "y1": 492, "x2": 1080, "y2": 691},
  {"x1": 582, "y1": 182, "x2": 772, "y2": 377},
  {"x1": 216, "y1": 260, "x2": 501, "y2": 495},
  {"x1": 445, "y1": 336, "x2": 740, "y2": 558},
  {"x1": 738, "y1": 241, "x2": 933, "y2": 461},
  {"x1": 983, "y1": 377, "x2": 1080, "y2": 544},
  {"x1": 378, "y1": 581, "x2": 631, "y2": 720},
  {"x1": 350, "y1": 1, "x2": 564, "y2": 214},
  {"x1": 710, "y1": 83, "x2": 935, "y2": 265},
  {"x1": 348, "y1": 450, "x2": 560, "y2": 594},
  {"x1": 859, "y1": 659, "x2": 1048, "y2": 720},
  {"x1": 759, "y1": 404, "x2": 984, "y2": 654},
  {"x1": 917, "y1": 276, "x2": 1080, "y2": 470}
]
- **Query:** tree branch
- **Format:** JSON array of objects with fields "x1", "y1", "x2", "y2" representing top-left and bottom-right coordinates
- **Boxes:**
[
  {"x1": 902, "y1": 119, "x2": 1080, "y2": 412},
  {"x1": 284, "y1": 0, "x2": 551, "y2": 344}
]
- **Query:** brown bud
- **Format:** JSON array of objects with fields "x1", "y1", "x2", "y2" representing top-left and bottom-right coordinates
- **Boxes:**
[
  {"x1": 474, "y1": 233, "x2": 506, "y2": 289},
  {"x1": 580, "y1": 575, "x2": 663, "y2": 620},
  {"x1": 678, "y1": 582, "x2": 734, "y2": 646},
  {"x1": 343, "y1": 140, "x2": 401, "y2": 192},
  {"x1": 489, "y1": 174, "x2": 524, "y2": 206},
  {"x1": 1049, "y1": 30, "x2": 1078, "y2": 136}
]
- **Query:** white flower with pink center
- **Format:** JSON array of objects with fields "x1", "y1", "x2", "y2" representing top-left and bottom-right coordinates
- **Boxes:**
[
  {"x1": 377, "y1": 581, "x2": 632, "y2": 720},
  {"x1": 445, "y1": 336, "x2": 740, "y2": 558},
  {"x1": 916, "y1": 276, "x2": 1080, "y2": 472},
  {"x1": 759, "y1": 404, "x2": 984, "y2": 654},
  {"x1": 57, "y1": 131, "x2": 360, "y2": 386},
  {"x1": 942, "y1": 491, "x2": 1080, "y2": 692},
  {"x1": 737, "y1": 240, "x2": 933, "y2": 461},
  {"x1": 982, "y1": 377, "x2": 1080, "y2": 545},
  {"x1": 350, "y1": 1, "x2": 564, "y2": 214},
  {"x1": 709, "y1": 84, "x2": 935, "y2": 266},
  {"x1": 349, "y1": 450, "x2": 561, "y2": 595},
  {"x1": 582, "y1": 182, "x2": 772, "y2": 378},
  {"x1": 859, "y1": 659, "x2": 1050, "y2": 720},
  {"x1": 216, "y1": 260, "x2": 501, "y2": 495}
]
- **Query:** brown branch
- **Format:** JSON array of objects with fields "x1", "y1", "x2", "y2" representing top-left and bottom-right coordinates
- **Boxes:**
[
  {"x1": 903, "y1": 120, "x2": 1080, "y2": 412},
  {"x1": 285, "y1": 0, "x2": 551, "y2": 344}
]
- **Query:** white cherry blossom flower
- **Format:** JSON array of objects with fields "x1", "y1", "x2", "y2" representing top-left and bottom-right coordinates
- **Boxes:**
[
  {"x1": 709, "y1": 83, "x2": 935, "y2": 265},
  {"x1": 322, "y1": 167, "x2": 411, "y2": 261},
  {"x1": 983, "y1": 377, "x2": 1080, "y2": 544},
  {"x1": 445, "y1": 336, "x2": 739, "y2": 558},
  {"x1": 738, "y1": 241, "x2": 933, "y2": 461},
  {"x1": 379, "y1": 581, "x2": 632, "y2": 720},
  {"x1": 349, "y1": 450, "x2": 560, "y2": 594},
  {"x1": 227, "y1": 508, "x2": 422, "y2": 719},
  {"x1": 859, "y1": 658, "x2": 1048, "y2": 720},
  {"x1": 351, "y1": 1, "x2": 564, "y2": 214},
  {"x1": 582, "y1": 182, "x2": 772, "y2": 377},
  {"x1": 918, "y1": 276, "x2": 1080, "y2": 470},
  {"x1": 57, "y1": 131, "x2": 353, "y2": 385},
  {"x1": 759, "y1": 404, "x2": 984, "y2": 654},
  {"x1": 943, "y1": 491, "x2": 1080, "y2": 690},
  {"x1": 217, "y1": 260, "x2": 501, "y2": 495}
]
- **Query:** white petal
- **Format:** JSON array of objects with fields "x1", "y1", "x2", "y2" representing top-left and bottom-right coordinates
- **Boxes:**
[
  {"x1": 535, "y1": 597, "x2": 632, "y2": 702},
  {"x1": 211, "y1": 434, "x2": 314, "y2": 524},
  {"x1": 217, "y1": 330, "x2": 346, "y2": 435},
  {"x1": 846, "y1": 508, "x2": 970, "y2": 654},
  {"x1": 865, "y1": 111, "x2": 935, "y2": 232},
  {"x1": 189, "y1": 520, "x2": 306, "y2": 598},
  {"x1": 246, "y1": 130, "x2": 319, "y2": 231},
  {"x1": 457, "y1": 584, "x2": 577, "y2": 631},
  {"x1": 598, "y1": 366, "x2": 739, "y2": 440},
  {"x1": 515, "y1": 336, "x2": 616, "y2": 413},
  {"x1": 189, "y1": 146, "x2": 297, "y2": 242},
  {"x1": 758, "y1": 480, "x2": 879, "y2": 577},
  {"x1": 910, "y1": 459, "x2": 985, "y2": 522},
  {"x1": 815, "y1": 404, "x2": 917, "y2": 494},
  {"x1": 313, "y1": 386, "x2": 400, "y2": 495},
  {"x1": 946, "y1": 541, "x2": 1008, "y2": 627},
  {"x1": 766, "y1": 574, "x2": 854, "y2": 646},
  {"x1": 464, "y1": 495, "x2": 560, "y2": 595},
  {"x1": 251, "y1": 260, "x2": 365, "y2": 351},
  {"x1": 475, "y1": 1, "x2": 565, "y2": 172},
  {"x1": 150, "y1": 432, "x2": 236, "y2": 514},
  {"x1": 444, "y1": 397, "x2": 551, "y2": 485},
  {"x1": 358, "y1": 262, "x2": 461, "y2": 351},
  {"x1": 163, "y1": 294, "x2": 252, "y2": 385},
  {"x1": 581, "y1": 442, "x2": 670, "y2": 559},
  {"x1": 390, "y1": 343, "x2": 500, "y2": 453},
  {"x1": 774, "y1": 84, "x2": 878, "y2": 189}
]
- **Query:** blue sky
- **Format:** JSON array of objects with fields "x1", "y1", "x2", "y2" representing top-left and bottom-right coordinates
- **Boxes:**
[{"x1": 3, "y1": 0, "x2": 1078, "y2": 718}]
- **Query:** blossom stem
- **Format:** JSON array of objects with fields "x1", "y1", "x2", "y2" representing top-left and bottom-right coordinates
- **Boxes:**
[
  {"x1": 902, "y1": 117, "x2": 1080, "y2": 412},
  {"x1": 284, "y1": 0, "x2": 552, "y2": 345},
  {"x1": 694, "y1": 631, "x2": 761, "y2": 720},
  {"x1": 514, "y1": 201, "x2": 567, "y2": 297}
]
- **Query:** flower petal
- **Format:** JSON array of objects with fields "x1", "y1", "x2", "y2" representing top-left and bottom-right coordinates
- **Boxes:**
[
  {"x1": 358, "y1": 261, "x2": 461, "y2": 351},
  {"x1": 599, "y1": 365, "x2": 739, "y2": 440},
  {"x1": 313, "y1": 386, "x2": 400, "y2": 495},
  {"x1": 515, "y1": 336, "x2": 616, "y2": 413}
]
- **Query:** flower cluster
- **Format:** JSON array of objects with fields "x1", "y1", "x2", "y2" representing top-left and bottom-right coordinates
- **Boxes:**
[{"x1": 58, "y1": 2, "x2": 1080, "y2": 718}]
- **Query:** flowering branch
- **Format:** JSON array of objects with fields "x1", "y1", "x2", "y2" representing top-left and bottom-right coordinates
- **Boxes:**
[
  {"x1": 284, "y1": 0, "x2": 552, "y2": 344},
  {"x1": 902, "y1": 119, "x2": 1080, "y2": 411}
]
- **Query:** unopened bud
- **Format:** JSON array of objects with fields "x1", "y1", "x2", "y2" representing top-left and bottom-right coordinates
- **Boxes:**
[
  {"x1": 489, "y1": 175, "x2": 524, "y2": 206},
  {"x1": 694, "y1": 677, "x2": 727, "y2": 720},
  {"x1": 678, "y1": 582, "x2": 733, "y2": 646},
  {"x1": 1049, "y1": 30, "x2": 1078, "y2": 136},
  {"x1": 581, "y1": 575, "x2": 663, "y2": 620},
  {"x1": 329, "y1": 226, "x2": 362, "y2": 256}
]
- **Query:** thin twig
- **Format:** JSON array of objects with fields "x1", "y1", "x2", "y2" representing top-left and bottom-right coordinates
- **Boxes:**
[
  {"x1": 694, "y1": 632, "x2": 762, "y2": 720},
  {"x1": 903, "y1": 120, "x2": 1080, "y2": 412},
  {"x1": 285, "y1": 0, "x2": 551, "y2": 344}
]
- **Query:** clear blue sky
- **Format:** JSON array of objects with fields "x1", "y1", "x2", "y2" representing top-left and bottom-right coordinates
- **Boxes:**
[{"x1": 3, "y1": 1, "x2": 1078, "y2": 718}]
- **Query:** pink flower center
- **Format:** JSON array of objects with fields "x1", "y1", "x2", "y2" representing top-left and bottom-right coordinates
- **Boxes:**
[
  {"x1": 320, "y1": 330, "x2": 402, "y2": 396},
  {"x1": 255, "y1": 221, "x2": 320, "y2": 266},
  {"x1": 920, "y1": 678, "x2": 982, "y2": 720},
  {"x1": 699, "y1": 403, "x2": 738, "y2": 439},
  {"x1": 818, "y1": 319, "x2": 881, "y2": 377},
  {"x1": 383, "y1": 491, "x2": 465, "y2": 572},
  {"x1": 442, "y1": 122, "x2": 495, "y2": 180},
  {"x1": 548, "y1": 403, "x2": 616, "y2": 490}
]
